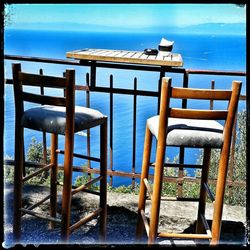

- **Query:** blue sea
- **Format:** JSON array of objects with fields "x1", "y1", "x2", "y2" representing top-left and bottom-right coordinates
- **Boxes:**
[{"x1": 4, "y1": 29, "x2": 246, "y2": 186}]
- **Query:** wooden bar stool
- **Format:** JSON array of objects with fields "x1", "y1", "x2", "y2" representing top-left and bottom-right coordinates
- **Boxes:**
[
  {"x1": 136, "y1": 77, "x2": 241, "y2": 245},
  {"x1": 12, "y1": 63, "x2": 107, "y2": 243}
]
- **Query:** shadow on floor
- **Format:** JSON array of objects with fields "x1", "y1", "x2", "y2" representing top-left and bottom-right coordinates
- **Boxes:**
[{"x1": 3, "y1": 183, "x2": 247, "y2": 247}]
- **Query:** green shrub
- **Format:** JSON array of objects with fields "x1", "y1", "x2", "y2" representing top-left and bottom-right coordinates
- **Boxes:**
[
  {"x1": 26, "y1": 137, "x2": 50, "y2": 164},
  {"x1": 107, "y1": 183, "x2": 140, "y2": 194},
  {"x1": 195, "y1": 110, "x2": 246, "y2": 206},
  {"x1": 4, "y1": 155, "x2": 14, "y2": 183},
  {"x1": 74, "y1": 166, "x2": 99, "y2": 190},
  {"x1": 25, "y1": 138, "x2": 51, "y2": 184},
  {"x1": 5, "y1": 137, "x2": 57, "y2": 185}
]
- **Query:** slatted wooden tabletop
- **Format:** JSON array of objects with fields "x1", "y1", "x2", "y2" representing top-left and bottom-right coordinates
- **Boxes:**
[{"x1": 66, "y1": 48, "x2": 183, "y2": 67}]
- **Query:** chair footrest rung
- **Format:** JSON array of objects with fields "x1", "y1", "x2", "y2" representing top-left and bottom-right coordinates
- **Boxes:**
[
  {"x1": 150, "y1": 162, "x2": 203, "y2": 169},
  {"x1": 140, "y1": 210, "x2": 149, "y2": 237},
  {"x1": 158, "y1": 231, "x2": 212, "y2": 240},
  {"x1": 160, "y1": 197, "x2": 200, "y2": 202},
  {"x1": 72, "y1": 186, "x2": 101, "y2": 196},
  {"x1": 22, "y1": 163, "x2": 53, "y2": 182},
  {"x1": 71, "y1": 176, "x2": 102, "y2": 195},
  {"x1": 57, "y1": 149, "x2": 101, "y2": 162},
  {"x1": 203, "y1": 182, "x2": 215, "y2": 202},
  {"x1": 69, "y1": 208, "x2": 102, "y2": 234},
  {"x1": 200, "y1": 214, "x2": 212, "y2": 236},
  {"x1": 20, "y1": 208, "x2": 61, "y2": 223},
  {"x1": 143, "y1": 178, "x2": 153, "y2": 200},
  {"x1": 25, "y1": 194, "x2": 51, "y2": 212}
]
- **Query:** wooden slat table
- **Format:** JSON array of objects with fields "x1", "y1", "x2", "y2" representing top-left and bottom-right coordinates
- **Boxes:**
[
  {"x1": 66, "y1": 48, "x2": 184, "y2": 113},
  {"x1": 66, "y1": 48, "x2": 183, "y2": 67}
]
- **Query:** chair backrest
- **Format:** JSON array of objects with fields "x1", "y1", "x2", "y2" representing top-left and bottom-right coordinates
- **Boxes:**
[
  {"x1": 158, "y1": 77, "x2": 242, "y2": 148},
  {"x1": 12, "y1": 63, "x2": 76, "y2": 135}
]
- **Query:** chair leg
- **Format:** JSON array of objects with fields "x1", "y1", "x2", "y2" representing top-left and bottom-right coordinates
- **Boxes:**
[
  {"x1": 210, "y1": 146, "x2": 230, "y2": 245},
  {"x1": 99, "y1": 118, "x2": 108, "y2": 241},
  {"x1": 22, "y1": 143, "x2": 26, "y2": 177},
  {"x1": 148, "y1": 130, "x2": 167, "y2": 244},
  {"x1": 49, "y1": 133, "x2": 58, "y2": 229},
  {"x1": 136, "y1": 125, "x2": 152, "y2": 241},
  {"x1": 196, "y1": 148, "x2": 211, "y2": 234},
  {"x1": 61, "y1": 134, "x2": 74, "y2": 241},
  {"x1": 13, "y1": 126, "x2": 24, "y2": 241}
]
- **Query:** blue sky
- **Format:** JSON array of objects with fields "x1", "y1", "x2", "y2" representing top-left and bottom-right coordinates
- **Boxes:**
[{"x1": 5, "y1": 4, "x2": 246, "y2": 31}]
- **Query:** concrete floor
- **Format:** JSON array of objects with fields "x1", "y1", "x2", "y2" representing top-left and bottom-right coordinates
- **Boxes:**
[{"x1": 3, "y1": 183, "x2": 247, "y2": 247}]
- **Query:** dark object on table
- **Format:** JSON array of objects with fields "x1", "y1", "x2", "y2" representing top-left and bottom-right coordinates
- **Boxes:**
[
  {"x1": 144, "y1": 48, "x2": 158, "y2": 55},
  {"x1": 158, "y1": 38, "x2": 174, "y2": 53},
  {"x1": 158, "y1": 44, "x2": 173, "y2": 52}
]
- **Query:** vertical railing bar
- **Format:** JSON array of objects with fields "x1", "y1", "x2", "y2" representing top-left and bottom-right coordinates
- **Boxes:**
[
  {"x1": 181, "y1": 70, "x2": 188, "y2": 108},
  {"x1": 109, "y1": 74, "x2": 113, "y2": 187},
  {"x1": 90, "y1": 61, "x2": 96, "y2": 90},
  {"x1": 39, "y1": 68, "x2": 45, "y2": 96},
  {"x1": 209, "y1": 80, "x2": 215, "y2": 199},
  {"x1": 178, "y1": 150, "x2": 184, "y2": 198},
  {"x1": 228, "y1": 111, "x2": 237, "y2": 199},
  {"x1": 63, "y1": 71, "x2": 66, "y2": 97},
  {"x1": 132, "y1": 77, "x2": 137, "y2": 188},
  {"x1": 157, "y1": 67, "x2": 166, "y2": 114},
  {"x1": 40, "y1": 68, "x2": 47, "y2": 165},
  {"x1": 86, "y1": 73, "x2": 92, "y2": 180},
  {"x1": 177, "y1": 70, "x2": 189, "y2": 198},
  {"x1": 210, "y1": 80, "x2": 215, "y2": 110}
]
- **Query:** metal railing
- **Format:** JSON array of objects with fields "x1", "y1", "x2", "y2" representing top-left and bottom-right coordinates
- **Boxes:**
[{"x1": 4, "y1": 54, "x2": 246, "y2": 199}]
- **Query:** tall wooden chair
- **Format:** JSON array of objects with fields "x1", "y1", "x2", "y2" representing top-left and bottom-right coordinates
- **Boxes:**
[
  {"x1": 12, "y1": 63, "x2": 107, "y2": 242},
  {"x1": 136, "y1": 77, "x2": 242, "y2": 245}
]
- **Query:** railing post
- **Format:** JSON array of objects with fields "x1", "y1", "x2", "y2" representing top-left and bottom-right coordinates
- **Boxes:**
[
  {"x1": 228, "y1": 111, "x2": 237, "y2": 200},
  {"x1": 86, "y1": 73, "x2": 92, "y2": 179},
  {"x1": 210, "y1": 80, "x2": 215, "y2": 109},
  {"x1": 177, "y1": 70, "x2": 189, "y2": 198},
  {"x1": 90, "y1": 61, "x2": 96, "y2": 90},
  {"x1": 40, "y1": 68, "x2": 47, "y2": 166},
  {"x1": 109, "y1": 75, "x2": 114, "y2": 187},
  {"x1": 157, "y1": 67, "x2": 166, "y2": 114},
  {"x1": 0, "y1": 11, "x2": 4, "y2": 246},
  {"x1": 132, "y1": 77, "x2": 137, "y2": 188}
]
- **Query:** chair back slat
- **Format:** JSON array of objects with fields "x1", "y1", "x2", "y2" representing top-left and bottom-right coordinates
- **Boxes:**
[
  {"x1": 75, "y1": 85, "x2": 89, "y2": 91},
  {"x1": 169, "y1": 108, "x2": 228, "y2": 120},
  {"x1": 171, "y1": 87, "x2": 232, "y2": 100},
  {"x1": 12, "y1": 63, "x2": 75, "y2": 115},
  {"x1": 22, "y1": 92, "x2": 66, "y2": 106},
  {"x1": 157, "y1": 76, "x2": 242, "y2": 156},
  {"x1": 159, "y1": 77, "x2": 241, "y2": 123},
  {"x1": 19, "y1": 72, "x2": 66, "y2": 88}
]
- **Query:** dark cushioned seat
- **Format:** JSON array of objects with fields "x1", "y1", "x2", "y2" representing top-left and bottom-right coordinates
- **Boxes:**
[
  {"x1": 147, "y1": 116, "x2": 224, "y2": 148},
  {"x1": 21, "y1": 105, "x2": 106, "y2": 135}
]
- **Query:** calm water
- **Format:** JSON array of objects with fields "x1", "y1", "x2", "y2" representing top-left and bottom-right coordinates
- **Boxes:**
[{"x1": 4, "y1": 29, "x2": 246, "y2": 186}]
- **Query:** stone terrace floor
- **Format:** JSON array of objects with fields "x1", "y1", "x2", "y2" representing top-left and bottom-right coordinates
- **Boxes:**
[{"x1": 3, "y1": 183, "x2": 247, "y2": 248}]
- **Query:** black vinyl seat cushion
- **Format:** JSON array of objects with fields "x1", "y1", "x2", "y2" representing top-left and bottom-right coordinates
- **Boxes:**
[{"x1": 21, "y1": 105, "x2": 106, "y2": 135}]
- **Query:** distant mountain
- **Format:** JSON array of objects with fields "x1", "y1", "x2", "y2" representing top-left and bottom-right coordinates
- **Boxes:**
[
  {"x1": 7, "y1": 22, "x2": 246, "y2": 36},
  {"x1": 7, "y1": 22, "x2": 115, "y2": 32},
  {"x1": 7, "y1": 22, "x2": 144, "y2": 33},
  {"x1": 177, "y1": 23, "x2": 246, "y2": 35}
]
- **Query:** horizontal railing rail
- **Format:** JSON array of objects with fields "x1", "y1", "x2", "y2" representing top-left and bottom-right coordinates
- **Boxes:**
[
  {"x1": 5, "y1": 54, "x2": 246, "y2": 75},
  {"x1": 4, "y1": 54, "x2": 246, "y2": 200}
]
